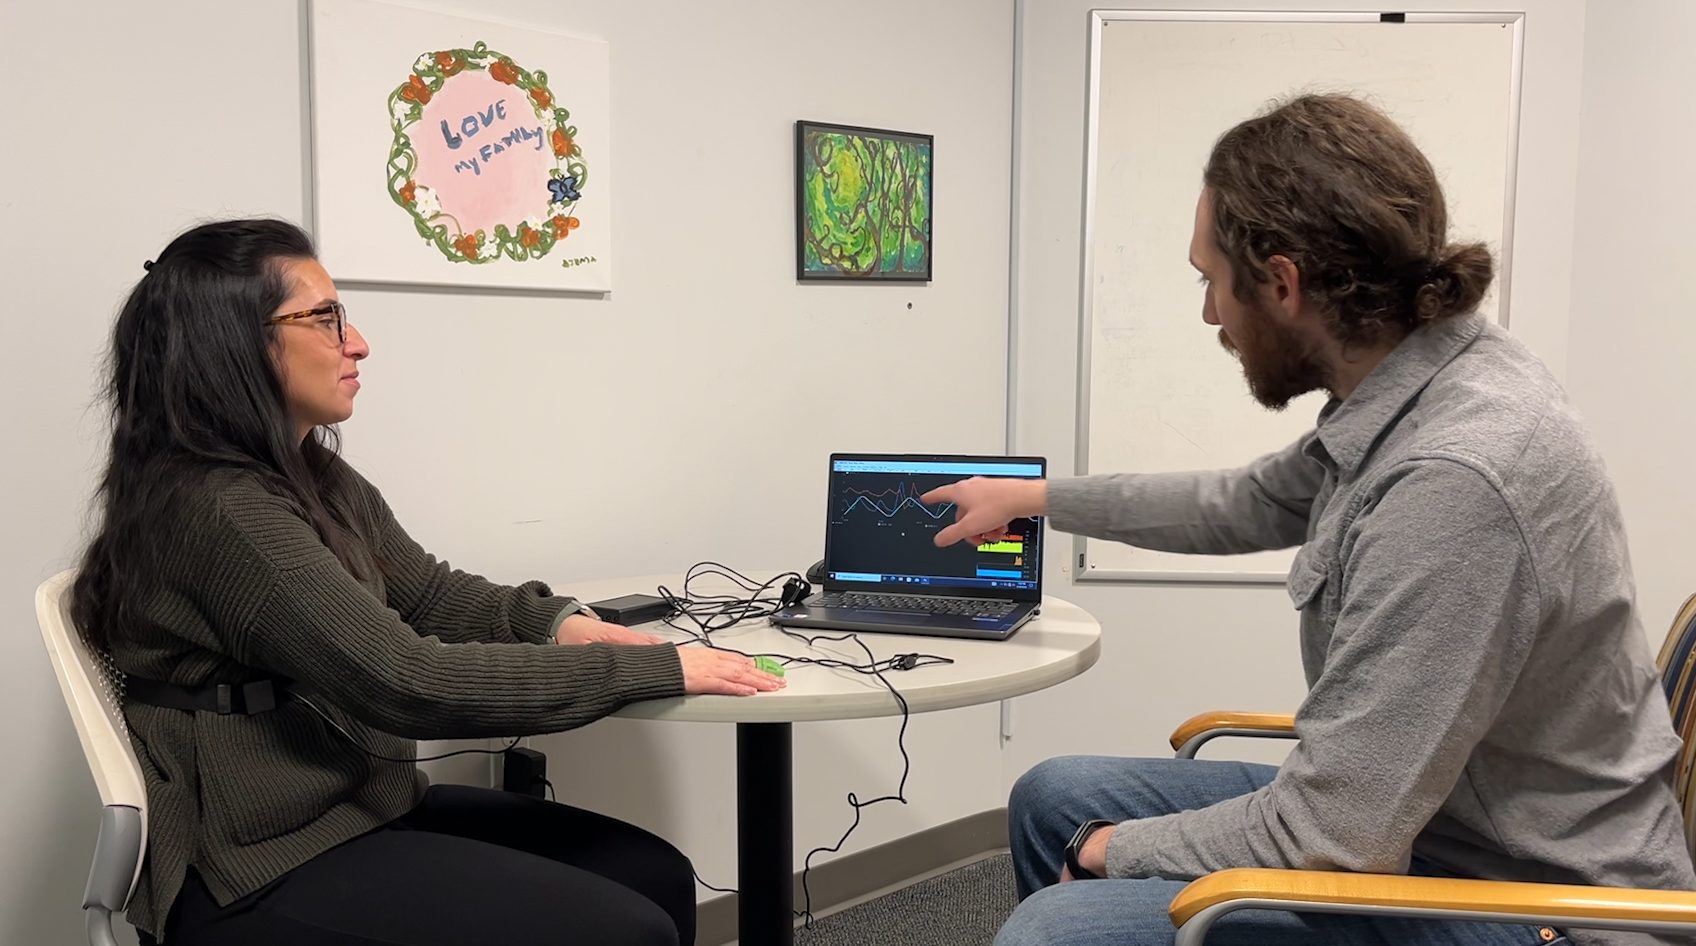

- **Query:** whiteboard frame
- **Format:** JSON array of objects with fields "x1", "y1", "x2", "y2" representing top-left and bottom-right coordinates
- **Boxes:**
[{"x1": 1072, "y1": 9, "x2": 1526, "y2": 584}]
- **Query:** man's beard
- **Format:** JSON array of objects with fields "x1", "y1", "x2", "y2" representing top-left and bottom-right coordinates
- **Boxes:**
[{"x1": 1218, "y1": 305, "x2": 1328, "y2": 409}]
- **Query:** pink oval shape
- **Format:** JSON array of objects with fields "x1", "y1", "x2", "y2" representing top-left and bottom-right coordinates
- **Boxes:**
[{"x1": 412, "y1": 69, "x2": 554, "y2": 238}]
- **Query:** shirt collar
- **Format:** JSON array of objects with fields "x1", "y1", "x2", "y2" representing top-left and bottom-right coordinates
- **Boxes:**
[{"x1": 1307, "y1": 313, "x2": 1486, "y2": 477}]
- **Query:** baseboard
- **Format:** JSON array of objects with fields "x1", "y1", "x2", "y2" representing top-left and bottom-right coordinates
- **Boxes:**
[{"x1": 698, "y1": 807, "x2": 1010, "y2": 946}]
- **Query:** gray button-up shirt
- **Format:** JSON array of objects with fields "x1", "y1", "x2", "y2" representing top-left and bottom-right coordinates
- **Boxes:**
[{"x1": 1048, "y1": 313, "x2": 1695, "y2": 946}]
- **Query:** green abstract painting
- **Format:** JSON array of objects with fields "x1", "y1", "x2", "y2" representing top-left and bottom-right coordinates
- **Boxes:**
[{"x1": 795, "y1": 121, "x2": 933, "y2": 281}]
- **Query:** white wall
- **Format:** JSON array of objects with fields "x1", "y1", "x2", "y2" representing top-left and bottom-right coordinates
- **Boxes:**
[
  {"x1": 1001, "y1": 0, "x2": 1592, "y2": 788},
  {"x1": 1564, "y1": 0, "x2": 1696, "y2": 645},
  {"x1": 0, "y1": 0, "x2": 1012, "y2": 940}
]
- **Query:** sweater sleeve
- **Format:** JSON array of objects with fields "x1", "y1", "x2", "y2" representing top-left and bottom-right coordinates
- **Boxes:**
[
  {"x1": 1104, "y1": 458, "x2": 1542, "y2": 878},
  {"x1": 342, "y1": 468, "x2": 577, "y2": 645},
  {"x1": 203, "y1": 485, "x2": 683, "y2": 739}
]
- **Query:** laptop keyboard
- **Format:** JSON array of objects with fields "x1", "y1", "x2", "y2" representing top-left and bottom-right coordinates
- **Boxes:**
[{"x1": 822, "y1": 592, "x2": 1017, "y2": 618}]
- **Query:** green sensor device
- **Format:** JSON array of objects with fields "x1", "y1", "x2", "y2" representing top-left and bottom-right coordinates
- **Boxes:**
[{"x1": 754, "y1": 656, "x2": 786, "y2": 677}]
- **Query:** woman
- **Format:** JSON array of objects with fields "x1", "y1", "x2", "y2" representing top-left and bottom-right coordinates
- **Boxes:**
[{"x1": 72, "y1": 218, "x2": 782, "y2": 945}]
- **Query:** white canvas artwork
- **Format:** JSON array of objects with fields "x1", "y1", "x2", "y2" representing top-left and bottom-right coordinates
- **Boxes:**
[{"x1": 309, "y1": 0, "x2": 613, "y2": 291}]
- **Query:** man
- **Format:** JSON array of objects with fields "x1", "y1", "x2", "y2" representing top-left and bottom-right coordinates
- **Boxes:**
[{"x1": 927, "y1": 94, "x2": 1696, "y2": 946}]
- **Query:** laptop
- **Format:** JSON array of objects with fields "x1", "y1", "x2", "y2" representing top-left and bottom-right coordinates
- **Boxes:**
[{"x1": 772, "y1": 453, "x2": 1047, "y2": 641}]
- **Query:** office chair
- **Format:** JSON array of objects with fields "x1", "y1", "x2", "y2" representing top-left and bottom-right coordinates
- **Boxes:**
[
  {"x1": 1163, "y1": 593, "x2": 1696, "y2": 944},
  {"x1": 37, "y1": 570, "x2": 147, "y2": 946}
]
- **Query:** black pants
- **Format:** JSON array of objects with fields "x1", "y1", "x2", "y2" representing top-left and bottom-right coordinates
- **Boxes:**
[{"x1": 158, "y1": 784, "x2": 695, "y2": 945}]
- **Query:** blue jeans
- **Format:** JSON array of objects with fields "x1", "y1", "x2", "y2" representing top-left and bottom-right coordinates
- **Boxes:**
[{"x1": 999, "y1": 756, "x2": 1568, "y2": 946}]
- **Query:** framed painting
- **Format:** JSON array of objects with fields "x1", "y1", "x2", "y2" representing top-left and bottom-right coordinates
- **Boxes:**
[{"x1": 795, "y1": 121, "x2": 933, "y2": 282}]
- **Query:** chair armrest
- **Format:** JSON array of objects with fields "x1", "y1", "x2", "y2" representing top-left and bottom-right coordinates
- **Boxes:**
[
  {"x1": 83, "y1": 803, "x2": 143, "y2": 946},
  {"x1": 1169, "y1": 712, "x2": 1297, "y2": 759},
  {"x1": 84, "y1": 804, "x2": 143, "y2": 911},
  {"x1": 1169, "y1": 868, "x2": 1696, "y2": 945}
]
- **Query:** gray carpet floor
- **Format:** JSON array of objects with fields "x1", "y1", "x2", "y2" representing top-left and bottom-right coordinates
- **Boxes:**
[{"x1": 792, "y1": 853, "x2": 1017, "y2": 946}]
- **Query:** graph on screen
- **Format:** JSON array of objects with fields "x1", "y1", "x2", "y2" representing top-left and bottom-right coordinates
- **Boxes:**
[{"x1": 840, "y1": 481, "x2": 955, "y2": 520}]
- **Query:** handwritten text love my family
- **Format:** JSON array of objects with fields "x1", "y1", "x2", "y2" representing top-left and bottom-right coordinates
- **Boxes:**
[{"x1": 440, "y1": 99, "x2": 543, "y2": 176}]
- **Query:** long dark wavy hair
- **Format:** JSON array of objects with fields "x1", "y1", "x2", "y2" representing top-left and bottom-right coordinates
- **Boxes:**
[{"x1": 73, "y1": 218, "x2": 370, "y2": 652}]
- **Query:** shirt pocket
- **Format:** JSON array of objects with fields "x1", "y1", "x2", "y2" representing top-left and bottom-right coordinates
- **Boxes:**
[{"x1": 1287, "y1": 542, "x2": 1341, "y2": 625}]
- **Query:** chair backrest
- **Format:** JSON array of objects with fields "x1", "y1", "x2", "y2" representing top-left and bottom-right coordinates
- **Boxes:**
[
  {"x1": 36, "y1": 570, "x2": 147, "y2": 888},
  {"x1": 1653, "y1": 593, "x2": 1696, "y2": 856}
]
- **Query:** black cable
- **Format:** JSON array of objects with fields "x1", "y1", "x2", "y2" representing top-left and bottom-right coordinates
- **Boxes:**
[
  {"x1": 663, "y1": 564, "x2": 952, "y2": 928},
  {"x1": 686, "y1": 639, "x2": 920, "y2": 927},
  {"x1": 542, "y1": 778, "x2": 556, "y2": 803},
  {"x1": 693, "y1": 869, "x2": 736, "y2": 896},
  {"x1": 794, "y1": 633, "x2": 913, "y2": 927},
  {"x1": 655, "y1": 561, "x2": 803, "y2": 639},
  {"x1": 297, "y1": 696, "x2": 521, "y2": 764}
]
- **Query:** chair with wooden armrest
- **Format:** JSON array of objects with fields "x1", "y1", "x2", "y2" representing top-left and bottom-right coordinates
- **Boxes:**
[
  {"x1": 1168, "y1": 710, "x2": 1296, "y2": 760},
  {"x1": 1162, "y1": 593, "x2": 1696, "y2": 944}
]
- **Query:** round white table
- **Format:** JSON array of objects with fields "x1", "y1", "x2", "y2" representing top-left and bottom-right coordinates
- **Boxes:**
[{"x1": 573, "y1": 572, "x2": 1102, "y2": 946}]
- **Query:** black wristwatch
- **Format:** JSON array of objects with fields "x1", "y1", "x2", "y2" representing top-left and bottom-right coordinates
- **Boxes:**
[{"x1": 1064, "y1": 819, "x2": 1116, "y2": 880}]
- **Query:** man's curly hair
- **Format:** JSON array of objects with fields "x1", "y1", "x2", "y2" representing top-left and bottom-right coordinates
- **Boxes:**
[{"x1": 1204, "y1": 94, "x2": 1495, "y2": 347}]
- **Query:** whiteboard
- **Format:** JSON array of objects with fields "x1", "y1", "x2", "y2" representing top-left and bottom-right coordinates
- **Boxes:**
[{"x1": 1075, "y1": 11, "x2": 1523, "y2": 583}]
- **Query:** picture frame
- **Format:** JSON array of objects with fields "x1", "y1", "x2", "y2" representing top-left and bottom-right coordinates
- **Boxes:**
[{"x1": 794, "y1": 120, "x2": 934, "y2": 282}]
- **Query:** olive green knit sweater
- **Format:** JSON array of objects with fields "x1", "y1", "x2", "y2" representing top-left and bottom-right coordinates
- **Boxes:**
[{"x1": 107, "y1": 462, "x2": 684, "y2": 937}]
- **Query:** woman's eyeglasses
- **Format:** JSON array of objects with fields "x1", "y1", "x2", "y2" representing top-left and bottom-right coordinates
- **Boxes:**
[{"x1": 270, "y1": 301, "x2": 347, "y2": 345}]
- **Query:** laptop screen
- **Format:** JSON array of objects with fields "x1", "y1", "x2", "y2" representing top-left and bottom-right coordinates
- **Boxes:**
[{"x1": 823, "y1": 454, "x2": 1046, "y2": 600}]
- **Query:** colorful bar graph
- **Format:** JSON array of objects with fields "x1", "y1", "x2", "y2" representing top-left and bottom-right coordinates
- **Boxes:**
[
  {"x1": 976, "y1": 567, "x2": 1024, "y2": 579},
  {"x1": 978, "y1": 539, "x2": 1024, "y2": 554}
]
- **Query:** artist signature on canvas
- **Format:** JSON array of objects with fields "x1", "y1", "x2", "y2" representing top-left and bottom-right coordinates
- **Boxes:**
[{"x1": 560, "y1": 256, "x2": 598, "y2": 269}]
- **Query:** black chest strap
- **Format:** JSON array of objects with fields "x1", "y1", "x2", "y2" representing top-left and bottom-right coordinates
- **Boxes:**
[{"x1": 124, "y1": 676, "x2": 293, "y2": 715}]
